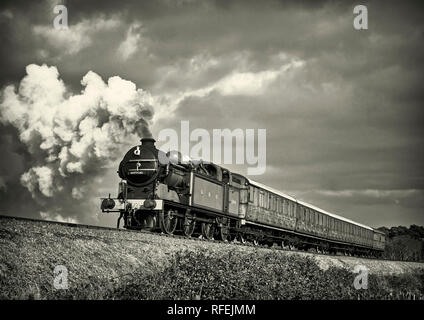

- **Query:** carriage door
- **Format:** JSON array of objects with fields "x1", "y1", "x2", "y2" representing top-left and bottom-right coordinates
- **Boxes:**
[
  {"x1": 228, "y1": 174, "x2": 243, "y2": 217},
  {"x1": 228, "y1": 186, "x2": 240, "y2": 216}
]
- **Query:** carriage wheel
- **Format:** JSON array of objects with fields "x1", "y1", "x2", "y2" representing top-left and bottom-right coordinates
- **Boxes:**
[
  {"x1": 160, "y1": 209, "x2": 178, "y2": 234},
  {"x1": 182, "y1": 214, "x2": 196, "y2": 237},
  {"x1": 239, "y1": 235, "x2": 247, "y2": 244},
  {"x1": 201, "y1": 222, "x2": 215, "y2": 240}
]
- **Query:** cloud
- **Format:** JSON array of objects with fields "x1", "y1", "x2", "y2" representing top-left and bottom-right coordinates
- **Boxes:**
[
  {"x1": 212, "y1": 59, "x2": 304, "y2": 96},
  {"x1": 0, "y1": 176, "x2": 6, "y2": 191},
  {"x1": 151, "y1": 55, "x2": 305, "y2": 122},
  {"x1": 117, "y1": 22, "x2": 145, "y2": 60},
  {"x1": 40, "y1": 211, "x2": 77, "y2": 224},
  {"x1": 33, "y1": 16, "x2": 120, "y2": 56}
]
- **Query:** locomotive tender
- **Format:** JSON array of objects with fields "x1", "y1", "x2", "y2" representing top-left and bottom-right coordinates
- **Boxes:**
[{"x1": 101, "y1": 138, "x2": 385, "y2": 256}]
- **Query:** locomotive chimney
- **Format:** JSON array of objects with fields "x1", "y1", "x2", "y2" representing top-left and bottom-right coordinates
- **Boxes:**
[{"x1": 140, "y1": 137, "x2": 156, "y2": 147}]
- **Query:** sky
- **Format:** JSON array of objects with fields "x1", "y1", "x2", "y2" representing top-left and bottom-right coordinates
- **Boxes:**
[{"x1": 0, "y1": 0, "x2": 423, "y2": 228}]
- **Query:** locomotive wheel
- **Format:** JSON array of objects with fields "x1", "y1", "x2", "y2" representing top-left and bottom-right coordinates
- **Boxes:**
[
  {"x1": 216, "y1": 225, "x2": 230, "y2": 241},
  {"x1": 160, "y1": 210, "x2": 178, "y2": 234},
  {"x1": 201, "y1": 222, "x2": 215, "y2": 240},
  {"x1": 216, "y1": 218, "x2": 230, "y2": 241},
  {"x1": 182, "y1": 214, "x2": 196, "y2": 237}
]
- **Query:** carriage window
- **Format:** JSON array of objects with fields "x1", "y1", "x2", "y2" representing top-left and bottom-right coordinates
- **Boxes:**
[{"x1": 232, "y1": 176, "x2": 242, "y2": 185}]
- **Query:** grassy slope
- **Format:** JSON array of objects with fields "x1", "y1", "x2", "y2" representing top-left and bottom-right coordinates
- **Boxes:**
[{"x1": 1, "y1": 216, "x2": 423, "y2": 300}]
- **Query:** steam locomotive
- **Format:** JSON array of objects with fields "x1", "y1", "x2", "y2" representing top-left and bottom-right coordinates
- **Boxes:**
[{"x1": 101, "y1": 138, "x2": 385, "y2": 256}]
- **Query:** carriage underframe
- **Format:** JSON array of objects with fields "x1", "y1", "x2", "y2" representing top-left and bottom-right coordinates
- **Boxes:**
[{"x1": 118, "y1": 200, "x2": 383, "y2": 258}]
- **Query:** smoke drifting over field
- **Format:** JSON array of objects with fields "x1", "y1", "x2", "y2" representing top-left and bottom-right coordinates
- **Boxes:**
[{"x1": 0, "y1": 64, "x2": 153, "y2": 223}]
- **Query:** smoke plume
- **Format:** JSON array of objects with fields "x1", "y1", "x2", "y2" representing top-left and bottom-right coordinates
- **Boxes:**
[{"x1": 0, "y1": 64, "x2": 154, "y2": 224}]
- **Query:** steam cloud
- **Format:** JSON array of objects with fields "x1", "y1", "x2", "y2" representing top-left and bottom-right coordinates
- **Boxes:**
[{"x1": 0, "y1": 64, "x2": 154, "y2": 223}]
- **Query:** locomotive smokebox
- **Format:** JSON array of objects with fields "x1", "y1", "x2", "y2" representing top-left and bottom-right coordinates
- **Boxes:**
[{"x1": 118, "y1": 137, "x2": 159, "y2": 187}]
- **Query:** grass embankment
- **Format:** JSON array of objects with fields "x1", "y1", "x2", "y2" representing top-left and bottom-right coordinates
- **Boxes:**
[{"x1": 1, "y1": 216, "x2": 423, "y2": 300}]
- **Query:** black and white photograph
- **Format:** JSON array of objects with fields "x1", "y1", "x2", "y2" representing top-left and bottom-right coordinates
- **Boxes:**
[{"x1": 0, "y1": 0, "x2": 423, "y2": 310}]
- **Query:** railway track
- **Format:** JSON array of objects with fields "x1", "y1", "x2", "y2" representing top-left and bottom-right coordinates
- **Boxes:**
[{"x1": 0, "y1": 214, "x2": 392, "y2": 262}]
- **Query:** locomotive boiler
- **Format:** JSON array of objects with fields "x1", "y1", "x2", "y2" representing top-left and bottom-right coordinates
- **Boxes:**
[{"x1": 101, "y1": 138, "x2": 385, "y2": 256}]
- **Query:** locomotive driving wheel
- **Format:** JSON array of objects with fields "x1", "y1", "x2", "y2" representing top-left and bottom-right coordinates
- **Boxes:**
[
  {"x1": 201, "y1": 222, "x2": 215, "y2": 240},
  {"x1": 160, "y1": 209, "x2": 178, "y2": 234},
  {"x1": 181, "y1": 213, "x2": 196, "y2": 237},
  {"x1": 216, "y1": 218, "x2": 230, "y2": 241}
]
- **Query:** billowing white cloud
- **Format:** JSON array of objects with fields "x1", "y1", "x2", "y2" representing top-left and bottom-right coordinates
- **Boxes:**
[{"x1": 0, "y1": 63, "x2": 153, "y2": 210}]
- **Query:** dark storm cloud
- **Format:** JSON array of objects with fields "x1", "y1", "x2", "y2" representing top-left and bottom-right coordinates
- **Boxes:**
[{"x1": 0, "y1": 0, "x2": 423, "y2": 227}]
